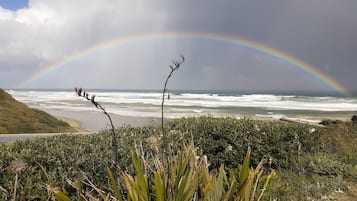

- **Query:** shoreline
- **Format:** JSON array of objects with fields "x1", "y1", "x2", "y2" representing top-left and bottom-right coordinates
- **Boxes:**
[
  {"x1": 250, "y1": 113, "x2": 353, "y2": 124},
  {"x1": 45, "y1": 109, "x2": 355, "y2": 132},
  {"x1": 58, "y1": 117, "x2": 89, "y2": 132}
]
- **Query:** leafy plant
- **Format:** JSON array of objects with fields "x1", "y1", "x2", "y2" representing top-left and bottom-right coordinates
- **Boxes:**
[
  {"x1": 167, "y1": 116, "x2": 322, "y2": 169},
  {"x1": 53, "y1": 143, "x2": 275, "y2": 201}
]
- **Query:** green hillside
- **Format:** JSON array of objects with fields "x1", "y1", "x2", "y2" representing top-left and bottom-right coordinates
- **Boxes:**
[{"x1": 0, "y1": 89, "x2": 75, "y2": 134}]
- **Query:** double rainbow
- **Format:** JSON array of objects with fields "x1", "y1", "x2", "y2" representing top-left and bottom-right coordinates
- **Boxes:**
[{"x1": 16, "y1": 32, "x2": 351, "y2": 96}]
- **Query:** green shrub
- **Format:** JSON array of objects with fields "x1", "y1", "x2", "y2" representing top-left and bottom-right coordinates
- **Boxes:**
[
  {"x1": 1, "y1": 116, "x2": 355, "y2": 200},
  {"x1": 52, "y1": 144, "x2": 275, "y2": 201},
  {"x1": 167, "y1": 116, "x2": 322, "y2": 169}
]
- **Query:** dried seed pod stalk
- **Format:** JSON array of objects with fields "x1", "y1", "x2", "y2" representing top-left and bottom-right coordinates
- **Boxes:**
[
  {"x1": 74, "y1": 87, "x2": 118, "y2": 164},
  {"x1": 161, "y1": 55, "x2": 184, "y2": 152}
]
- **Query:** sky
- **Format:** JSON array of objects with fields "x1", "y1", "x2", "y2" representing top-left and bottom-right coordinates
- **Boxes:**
[{"x1": 0, "y1": 0, "x2": 356, "y2": 95}]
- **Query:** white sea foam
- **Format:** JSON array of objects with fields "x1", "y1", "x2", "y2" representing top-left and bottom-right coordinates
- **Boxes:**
[{"x1": 7, "y1": 90, "x2": 357, "y2": 118}]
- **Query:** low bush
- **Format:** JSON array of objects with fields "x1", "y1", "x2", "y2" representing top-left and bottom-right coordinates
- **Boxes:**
[
  {"x1": 52, "y1": 143, "x2": 275, "y2": 201},
  {"x1": 0, "y1": 116, "x2": 356, "y2": 200}
]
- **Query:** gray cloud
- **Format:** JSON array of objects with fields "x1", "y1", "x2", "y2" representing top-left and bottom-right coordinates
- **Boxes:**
[
  {"x1": 0, "y1": 0, "x2": 356, "y2": 95},
  {"x1": 162, "y1": 0, "x2": 357, "y2": 92}
]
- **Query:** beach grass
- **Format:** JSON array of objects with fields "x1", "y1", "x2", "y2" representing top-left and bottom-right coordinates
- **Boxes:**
[
  {"x1": 0, "y1": 116, "x2": 356, "y2": 200},
  {"x1": 0, "y1": 89, "x2": 75, "y2": 134}
]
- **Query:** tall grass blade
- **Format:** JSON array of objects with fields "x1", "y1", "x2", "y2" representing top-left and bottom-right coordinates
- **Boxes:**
[
  {"x1": 153, "y1": 171, "x2": 165, "y2": 201},
  {"x1": 107, "y1": 167, "x2": 123, "y2": 201},
  {"x1": 131, "y1": 153, "x2": 149, "y2": 201},
  {"x1": 238, "y1": 149, "x2": 251, "y2": 189},
  {"x1": 257, "y1": 169, "x2": 276, "y2": 201}
]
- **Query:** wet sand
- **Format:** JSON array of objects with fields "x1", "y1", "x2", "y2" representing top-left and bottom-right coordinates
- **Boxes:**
[{"x1": 43, "y1": 109, "x2": 162, "y2": 132}]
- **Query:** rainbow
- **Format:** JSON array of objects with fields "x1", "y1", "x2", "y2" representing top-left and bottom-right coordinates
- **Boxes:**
[{"x1": 16, "y1": 32, "x2": 351, "y2": 96}]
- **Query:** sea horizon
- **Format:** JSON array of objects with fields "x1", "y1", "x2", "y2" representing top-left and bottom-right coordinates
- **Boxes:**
[{"x1": 6, "y1": 87, "x2": 357, "y2": 97}]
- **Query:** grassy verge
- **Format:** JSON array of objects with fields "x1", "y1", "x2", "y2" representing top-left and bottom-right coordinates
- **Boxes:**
[
  {"x1": 0, "y1": 89, "x2": 75, "y2": 134},
  {"x1": 0, "y1": 116, "x2": 356, "y2": 200}
]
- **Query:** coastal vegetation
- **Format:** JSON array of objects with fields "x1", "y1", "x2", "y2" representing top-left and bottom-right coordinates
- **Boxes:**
[
  {"x1": 0, "y1": 116, "x2": 356, "y2": 200},
  {"x1": 0, "y1": 89, "x2": 75, "y2": 134},
  {"x1": 0, "y1": 57, "x2": 356, "y2": 200}
]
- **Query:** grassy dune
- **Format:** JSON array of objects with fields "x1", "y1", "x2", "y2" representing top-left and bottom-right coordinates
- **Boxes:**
[
  {"x1": 0, "y1": 89, "x2": 75, "y2": 134},
  {"x1": 0, "y1": 116, "x2": 356, "y2": 200}
]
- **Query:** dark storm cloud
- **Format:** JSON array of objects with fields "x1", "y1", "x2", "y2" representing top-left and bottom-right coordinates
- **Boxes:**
[{"x1": 162, "y1": 0, "x2": 357, "y2": 91}]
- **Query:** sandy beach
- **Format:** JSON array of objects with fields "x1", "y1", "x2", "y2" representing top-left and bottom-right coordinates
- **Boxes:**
[
  {"x1": 251, "y1": 113, "x2": 354, "y2": 124},
  {"x1": 45, "y1": 108, "x2": 354, "y2": 132},
  {"x1": 43, "y1": 108, "x2": 162, "y2": 132}
]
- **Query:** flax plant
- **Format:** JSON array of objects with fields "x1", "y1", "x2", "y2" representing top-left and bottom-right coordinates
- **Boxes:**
[
  {"x1": 53, "y1": 144, "x2": 275, "y2": 201},
  {"x1": 161, "y1": 55, "x2": 185, "y2": 152},
  {"x1": 75, "y1": 87, "x2": 118, "y2": 164}
]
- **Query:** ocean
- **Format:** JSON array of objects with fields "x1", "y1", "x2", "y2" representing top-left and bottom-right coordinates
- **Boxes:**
[{"x1": 6, "y1": 89, "x2": 357, "y2": 123}]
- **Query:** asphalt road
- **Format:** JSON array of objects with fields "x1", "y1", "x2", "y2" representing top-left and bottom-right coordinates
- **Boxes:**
[{"x1": 0, "y1": 132, "x2": 94, "y2": 143}]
